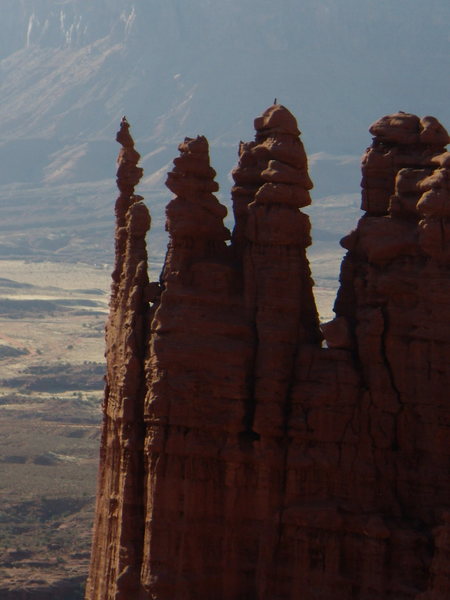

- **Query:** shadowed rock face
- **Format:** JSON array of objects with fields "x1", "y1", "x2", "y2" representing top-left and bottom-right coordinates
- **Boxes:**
[
  {"x1": 361, "y1": 112, "x2": 449, "y2": 216},
  {"x1": 86, "y1": 107, "x2": 450, "y2": 600}
]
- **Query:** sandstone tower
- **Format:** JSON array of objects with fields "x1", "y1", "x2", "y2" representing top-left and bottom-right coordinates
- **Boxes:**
[{"x1": 85, "y1": 106, "x2": 450, "y2": 600}]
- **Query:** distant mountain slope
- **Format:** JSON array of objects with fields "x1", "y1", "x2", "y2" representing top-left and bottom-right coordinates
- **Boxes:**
[
  {"x1": 0, "y1": 0, "x2": 448, "y2": 263},
  {"x1": 1, "y1": 0, "x2": 449, "y2": 178}
]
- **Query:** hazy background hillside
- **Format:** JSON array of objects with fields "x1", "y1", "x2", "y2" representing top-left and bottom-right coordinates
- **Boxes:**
[{"x1": 0, "y1": 0, "x2": 449, "y2": 269}]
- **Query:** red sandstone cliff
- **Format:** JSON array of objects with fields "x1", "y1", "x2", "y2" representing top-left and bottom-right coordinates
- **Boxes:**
[{"x1": 86, "y1": 107, "x2": 450, "y2": 600}]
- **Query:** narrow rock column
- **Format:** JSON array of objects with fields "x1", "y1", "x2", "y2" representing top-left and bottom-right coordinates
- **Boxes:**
[
  {"x1": 85, "y1": 119, "x2": 150, "y2": 600},
  {"x1": 140, "y1": 136, "x2": 256, "y2": 599},
  {"x1": 233, "y1": 105, "x2": 322, "y2": 598},
  {"x1": 240, "y1": 104, "x2": 321, "y2": 438}
]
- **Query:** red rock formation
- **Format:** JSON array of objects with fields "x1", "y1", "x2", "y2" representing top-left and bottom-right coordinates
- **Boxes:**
[
  {"x1": 85, "y1": 118, "x2": 152, "y2": 600},
  {"x1": 327, "y1": 114, "x2": 450, "y2": 598},
  {"x1": 163, "y1": 135, "x2": 230, "y2": 280},
  {"x1": 240, "y1": 104, "x2": 321, "y2": 437},
  {"x1": 361, "y1": 112, "x2": 448, "y2": 216},
  {"x1": 141, "y1": 135, "x2": 258, "y2": 599},
  {"x1": 86, "y1": 108, "x2": 450, "y2": 600},
  {"x1": 418, "y1": 513, "x2": 450, "y2": 599}
]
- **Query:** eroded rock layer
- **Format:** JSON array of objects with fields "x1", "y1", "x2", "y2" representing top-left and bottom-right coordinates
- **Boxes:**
[
  {"x1": 86, "y1": 108, "x2": 450, "y2": 600},
  {"x1": 361, "y1": 112, "x2": 449, "y2": 216}
]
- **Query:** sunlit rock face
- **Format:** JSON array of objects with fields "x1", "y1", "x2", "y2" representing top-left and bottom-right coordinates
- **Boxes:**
[{"x1": 86, "y1": 107, "x2": 450, "y2": 600}]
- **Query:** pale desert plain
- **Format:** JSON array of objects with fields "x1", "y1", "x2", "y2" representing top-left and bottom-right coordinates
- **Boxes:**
[{"x1": 0, "y1": 252, "x2": 340, "y2": 595}]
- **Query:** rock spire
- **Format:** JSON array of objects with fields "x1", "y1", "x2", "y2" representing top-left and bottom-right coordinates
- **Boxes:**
[
  {"x1": 85, "y1": 119, "x2": 151, "y2": 600},
  {"x1": 162, "y1": 135, "x2": 230, "y2": 282},
  {"x1": 239, "y1": 104, "x2": 321, "y2": 436}
]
